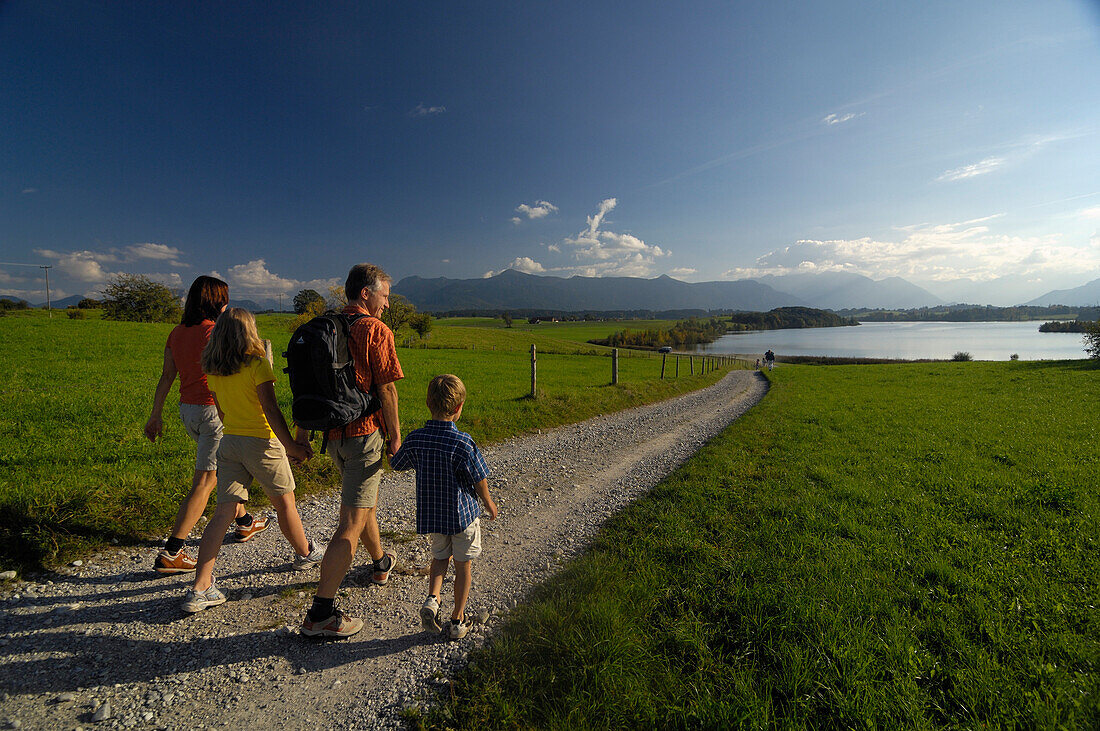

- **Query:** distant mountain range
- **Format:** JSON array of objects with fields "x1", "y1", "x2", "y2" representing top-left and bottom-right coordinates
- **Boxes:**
[{"x1": 1024, "y1": 277, "x2": 1100, "y2": 307}]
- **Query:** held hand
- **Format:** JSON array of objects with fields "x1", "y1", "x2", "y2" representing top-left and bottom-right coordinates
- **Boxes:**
[
  {"x1": 294, "y1": 428, "x2": 311, "y2": 447},
  {"x1": 386, "y1": 434, "x2": 402, "y2": 458},
  {"x1": 143, "y1": 416, "x2": 163, "y2": 442},
  {"x1": 286, "y1": 441, "x2": 310, "y2": 465}
]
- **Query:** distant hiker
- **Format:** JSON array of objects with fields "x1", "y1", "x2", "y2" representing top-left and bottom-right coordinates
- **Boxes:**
[
  {"x1": 301, "y1": 263, "x2": 404, "y2": 638},
  {"x1": 144, "y1": 276, "x2": 264, "y2": 575},
  {"x1": 181, "y1": 308, "x2": 321, "y2": 613},
  {"x1": 390, "y1": 374, "x2": 498, "y2": 640},
  {"x1": 754, "y1": 358, "x2": 760, "y2": 370},
  {"x1": 764, "y1": 349, "x2": 775, "y2": 371}
]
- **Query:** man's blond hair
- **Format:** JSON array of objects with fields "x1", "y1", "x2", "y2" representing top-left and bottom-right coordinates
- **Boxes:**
[{"x1": 427, "y1": 374, "x2": 466, "y2": 417}]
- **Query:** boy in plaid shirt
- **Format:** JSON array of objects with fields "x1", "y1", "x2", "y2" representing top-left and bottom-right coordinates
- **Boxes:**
[{"x1": 389, "y1": 374, "x2": 498, "y2": 639}]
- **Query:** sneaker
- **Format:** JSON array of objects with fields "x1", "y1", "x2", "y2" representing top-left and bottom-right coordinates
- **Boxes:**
[
  {"x1": 447, "y1": 617, "x2": 469, "y2": 640},
  {"x1": 300, "y1": 609, "x2": 363, "y2": 638},
  {"x1": 292, "y1": 539, "x2": 324, "y2": 571},
  {"x1": 181, "y1": 582, "x2": 226, "y2": 613},
  {"x1": 420, "y1": 595, "x2": 441, "y2": 633},
  {"x1": 371, "y1": 551, "x2": 396, "y2": 585},
  {"x1": 235, "y1": 515, "x2": 268, "y2": 543},
  {"x1": 154, "y1": 548, "x2": 197, "y2": 574}
]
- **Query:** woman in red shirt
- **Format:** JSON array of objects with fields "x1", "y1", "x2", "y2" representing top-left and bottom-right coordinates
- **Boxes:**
[{"x1": 144, "y1": 276, "x2": 265, "y2": 573}]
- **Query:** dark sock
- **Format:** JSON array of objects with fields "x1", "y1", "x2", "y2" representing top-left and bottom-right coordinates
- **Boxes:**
[
  {"x1": 165, "y1": 537, "x2": 185, "y2": 554},
  {"x1": 309, "y1": 597, "x2": 335, "y2": 622},
  {"x1": 235, "y1": 513, "x2": 254, "y2": 527}
]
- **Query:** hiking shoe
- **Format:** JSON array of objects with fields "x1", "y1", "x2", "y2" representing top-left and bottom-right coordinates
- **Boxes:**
[
  {"x1": 292, "y1": 539, "x2": 324, "y2": 571},
  {"x1": 447, "y1": 617, "x2": 469, "y2": 640},
  {"x1": 420, "y1": 595, "x2": 441, "y2": 633},
  {"x1": 154, "y1": 548, "x2": 197, "y2": 574},
  {"x1": 300, "y1": 609, "x2": 363, "y2": 638},
  {"x1": 181, "y1": 582, "x2": 226, "y2": 613},
  {"x1": 234, "y1": 515, "x2": 269, "y2": 542},
  {"x1": 371, "y1": 551, "x2": 396, "y2": 585}
]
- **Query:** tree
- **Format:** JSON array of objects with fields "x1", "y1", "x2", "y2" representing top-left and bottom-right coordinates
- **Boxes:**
[
  {"x1": 102, "y1": 274, "x2": 181, "y2": 323},
  {"x1": 1084, "y1": 322, "x2": 1100, "y2": 361},
  {"x1": 502, "y1": 312, "x2": 513, "y2": 328},
  {"x1": 410, "y1": 312, "x2": 433, "y2": 338},
  {"x1": 293, "y1": 289, "x2": 324, "y2": 314},
  {"x1": 381, "y1": 293, "x2": 416, "y2": 333},
  {"x1": 77, "y1": 297, "x2": 101, "y2": 309}
]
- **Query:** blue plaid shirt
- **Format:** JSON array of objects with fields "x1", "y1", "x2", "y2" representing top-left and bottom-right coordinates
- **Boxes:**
[{"x1": 390, "y1": 420, "x2": 490, "y2": 535}]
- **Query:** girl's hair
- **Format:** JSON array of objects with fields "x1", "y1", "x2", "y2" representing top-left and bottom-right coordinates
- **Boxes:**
[
  {"x1": 201, "y1": 308, "x2": 267, "y2": 376},
  {"x1": 181, "y1": 276, "x2": 229, "y2": 327}
]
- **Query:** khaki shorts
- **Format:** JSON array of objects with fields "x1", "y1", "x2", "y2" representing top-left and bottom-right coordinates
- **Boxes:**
[
  {"x1": 328, "y1": 430, "x2": 385, "y2": 509},
  {"x1": 179, "y1": 403, "x2": 222, "y2": 472},
  {"x1": 216, "y1": 434, "x2": 296, "y2": 503},
  {"x1": 431, "y1": 518, "x2": 482, "y2": 562}
]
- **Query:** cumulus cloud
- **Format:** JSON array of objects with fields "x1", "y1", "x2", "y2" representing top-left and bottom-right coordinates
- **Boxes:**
[
  {"x1": 1080, "y1": 206, "x2": 1100, "y2": 220},
  {"x1": 669, "y1": 267, "x2": 697, "y2": 278},
  {"x1": 725, "y1": 218, "x2": 1100, "y2": 283},
  {"x1": 937, "y1": 156, "x2": 1006, "y2": 182},
  {"x1": 224, "y1": 259, "x2": 339, "y2": 296},
  {"x1": 512, "y1": 200, "x2": 558, "y2": 224},
  {"x1": 560, "y1": 198, "x2": 669, "y2": 275},
  {"x1": 410, "y1": 103, "x2": 446, "y2": 117},
  {"x1": 35, "y1": 248, "x2": 121, "y2": 282},
  {"x1": 822, "y1": 112, "x2": 863, "y2": 125},
  {"x1": 507, "y1": 257, "x2": 545, "y2": 274}
]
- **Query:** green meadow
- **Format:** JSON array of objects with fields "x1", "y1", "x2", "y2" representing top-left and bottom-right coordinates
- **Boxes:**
[
  {"x1": 0, "y1": 310, "x2": 734, "y2": 571},
  {"x1": 423, "y1": 360, "x2": 1100, "y2": 729}
]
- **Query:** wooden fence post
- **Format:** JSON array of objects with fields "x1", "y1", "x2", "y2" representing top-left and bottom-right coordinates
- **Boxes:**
[
  {"x1": 612, "y1": 348, "x2": 619, "y2": 385},
  {"x1": 660, "y1": 353, "x2": 666, "y2": 380},
  {"x1": 675, "y1": 355, "x2": 679, "y2": 377},
  {"x1": 689, "y1": 355, "x2": 694, "y2": 375},
  {"x1": 530, "y1": 344, "x2": 537, "y2": 397}
]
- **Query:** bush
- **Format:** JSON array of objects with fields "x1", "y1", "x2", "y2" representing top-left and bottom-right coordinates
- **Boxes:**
[
  {"x1": 293, "y1": 289, "x2": 324, "y2": 315},
  {"x1": 102, "y1": 274, "x2": 181, "y2": 323},
  {"x1": 0, "y1": 298, "x2": 29, "y2": 311},
  {"x1": 1010, "y1": 353, "x2": 1019, "y2": 361},
  {"x1": 66, "y1": 309, "x2": 86, "y2": 320},
  {"x1": 77, "y1": 298, "x2": 101, "y2": 309},
  {"x1": 1084, "y1": 322, "x2": 1100, "y2": 360},
  {"x1": 951, "y1": 351, "x2": 973, "y2": 361}
]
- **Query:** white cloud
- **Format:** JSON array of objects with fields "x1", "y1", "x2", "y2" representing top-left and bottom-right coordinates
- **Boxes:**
[
  {"x1": 822, "y1": 112, "x2": 863, "y2": 125},
  {"x1": 507, "y1": 257, "x2": 545, "y2": 274},
  {"x1": 725, "y1": 218, "x2": 1100, "y2": 283},
  {"x1": 225, "y1": 259, "x2": 339, "y2": 296},
  {"x1": 482, "y1": 270, "x2": 495, "y2": 278},
  {"x1": 21, "y1": 188, "x2": 37, "y2": 194},
  {"x1": 35, "y1": 248, "x2": 121, "y2": 282},
  {"x1": 146, "y1": 272, "x2": 184, "y2": 288},
  {"x1": 557, "y1": 198, "x2": 669, "y2": 276},
  {"x1": 937, "y1": 157, "x2": 1006, "y2": 182},
  {"x1": 410, "y1": 103, "x2": 446, "y2": 117},
  {"x1": 513, "y1": 200, "x2": 559, "y2": 224},
  {"x1": 127, "y1": 243, "x2": 187, "y2": 267},
  {"x1": 547, "y1": 243, "x2": 561, "y2": 253},
  {"x1": 1080, "y1": 206, "x2": 1100, "y2": 220},
  {"x1": 669, "y1": 267, "x2": 697, "y2": 278}
]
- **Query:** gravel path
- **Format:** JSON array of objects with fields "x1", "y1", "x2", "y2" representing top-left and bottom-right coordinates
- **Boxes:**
[{"x1": 0, "y1": 370, "x2": 767, "y2": 730}]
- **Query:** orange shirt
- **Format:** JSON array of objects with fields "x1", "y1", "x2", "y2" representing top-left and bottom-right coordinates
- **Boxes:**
[
  {"x1": 167, "y1": 321, "x2": 216, "y2": 406},
  {"x1": 328, "y1": 304, "x2": 404, "y2": 439}
]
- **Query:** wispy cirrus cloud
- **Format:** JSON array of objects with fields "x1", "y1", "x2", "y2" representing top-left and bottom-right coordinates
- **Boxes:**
[
  {"x1": 21, "y1": 188, "x2": 37, "y2": 194},
  {"x1": 822, "y1": 112, "x2": 863, "y2": 125},
  {"x1": 410, "y1": 102, "x2": 446, "y2": 117},
  {"x1": 511, "y1": 200, "x2": 559, "y2": 225},
  {"x1": 937, "y1": 156, "x2": 1006, "y2": 182}
]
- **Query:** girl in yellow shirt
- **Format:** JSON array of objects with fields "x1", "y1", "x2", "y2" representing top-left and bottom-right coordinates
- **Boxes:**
[{"x1": 182, "y1": 308, "x2": 323, "y2": 613}]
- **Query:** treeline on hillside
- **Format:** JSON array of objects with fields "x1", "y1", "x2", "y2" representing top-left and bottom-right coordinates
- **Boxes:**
[
  {"x1": 432, "y1": 308, "x2": 724, "y2": 320},
  {"x1": 590, "y1": 317, "x2": 728, "y2": 349},
  {"x1": 840, "y1": 304, "x2": 1086, "y2": 322},
  {"x1": 728, "y1": 306, "x2": 858, "y2": 330}
]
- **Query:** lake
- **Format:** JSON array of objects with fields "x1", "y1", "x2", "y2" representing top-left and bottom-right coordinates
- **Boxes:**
[{"x1": 694, "y1": 321, "x2": 1090, "y2": 361}]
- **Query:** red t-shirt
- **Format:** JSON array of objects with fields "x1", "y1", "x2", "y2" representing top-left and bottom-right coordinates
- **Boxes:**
[
  {"x1": 166, "y1": 321, "x2": 216, "y2": 406},
  {"x1": 327, "y1": 304, "x2": 404, "y2": 439}
]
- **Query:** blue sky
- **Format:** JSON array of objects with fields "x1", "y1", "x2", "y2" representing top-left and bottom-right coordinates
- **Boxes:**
[{"x1": 2, "y1": 0, "x2": 1099, "y2": 306}]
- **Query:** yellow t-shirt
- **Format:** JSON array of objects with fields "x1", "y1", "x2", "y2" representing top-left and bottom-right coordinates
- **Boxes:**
[{"x1": 206, "y1": 357, "x2": 277, "y2": 439}]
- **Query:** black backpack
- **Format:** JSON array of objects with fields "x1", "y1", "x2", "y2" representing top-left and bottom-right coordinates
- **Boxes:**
[{"x1": 283, "y1": 313, "x2": 381, "y2": 433}]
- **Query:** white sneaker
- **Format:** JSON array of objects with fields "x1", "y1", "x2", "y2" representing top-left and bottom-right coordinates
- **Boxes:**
[
  {"x1": 420, "y1": 595, "x2": 441, "y2": 633},
  {"x1": 181, "y1": 581, "x2": 226, "y2": 613},
  {"x1": 447, "y1": 617, "x2": 469, "y2": 640},
  {"x1": 292, "y1": 539, "x2": 324, "y2": 570}
]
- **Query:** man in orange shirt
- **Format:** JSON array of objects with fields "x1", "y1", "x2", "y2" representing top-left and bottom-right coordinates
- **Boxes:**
[{"x1": 300, "y1": 263, "x2": 403, "y2": 637}]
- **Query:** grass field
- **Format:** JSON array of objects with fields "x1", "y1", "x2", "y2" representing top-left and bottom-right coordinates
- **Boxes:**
[
  {"x1": 421, "y1": 360, "x2": 1100, "y2": 729},
  {"x1": 410, "y1": 317, "x2": 683, "y2": 354},
  {"x1": 0, "y1": 310, "x2": 738, "y2": 571}
]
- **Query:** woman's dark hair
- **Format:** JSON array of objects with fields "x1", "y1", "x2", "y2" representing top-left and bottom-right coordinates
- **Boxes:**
[{"x1": 181, "y1": 276, "x2": 229, "y2": 326}]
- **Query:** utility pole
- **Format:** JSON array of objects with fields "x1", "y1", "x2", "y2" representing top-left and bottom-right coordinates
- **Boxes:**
[{"x1": 39, "y1": 265, "x2": 52, "y2": 316}]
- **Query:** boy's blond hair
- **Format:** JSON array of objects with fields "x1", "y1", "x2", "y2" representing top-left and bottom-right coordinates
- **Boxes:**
[
  {"x1": 201, "y1": 308, "x2": 267, "y2": 376},
  {"x1": 427, "y1": 374, "x2": 466, "y2": 418}
]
